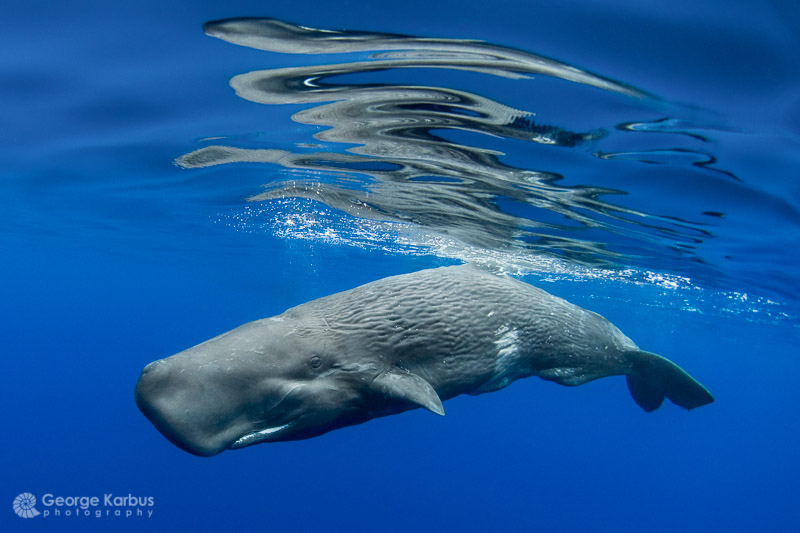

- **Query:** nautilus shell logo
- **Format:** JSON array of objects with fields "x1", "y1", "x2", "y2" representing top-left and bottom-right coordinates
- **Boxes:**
[{"x1": 13, "y1": 492, "x2": 41, "y2": 518}]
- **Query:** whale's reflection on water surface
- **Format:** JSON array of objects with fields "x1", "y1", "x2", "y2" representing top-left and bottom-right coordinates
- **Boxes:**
[{"x1": 178, "y1": 17, "x2": 794, "y2": 300}]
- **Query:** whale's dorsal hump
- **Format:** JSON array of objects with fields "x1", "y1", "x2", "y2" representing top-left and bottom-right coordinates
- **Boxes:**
[{"x1": 372, "y1": 367, "x2": 445, "y2": 416}]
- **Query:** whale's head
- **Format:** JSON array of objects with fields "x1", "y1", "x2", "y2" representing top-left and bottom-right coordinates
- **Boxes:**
[{"x1": 134, "y1": 317, "x2": 377, "y2": 456}]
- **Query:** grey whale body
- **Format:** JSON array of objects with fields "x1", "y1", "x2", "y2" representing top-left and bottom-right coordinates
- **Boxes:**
[{"x1": 135, "y1": 265, "x2": 713, "y2": 456}]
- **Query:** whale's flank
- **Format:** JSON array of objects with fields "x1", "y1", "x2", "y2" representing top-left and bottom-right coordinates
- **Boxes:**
[{"x1": 625, "y1": 350, "x2": 714, "y2": 412}]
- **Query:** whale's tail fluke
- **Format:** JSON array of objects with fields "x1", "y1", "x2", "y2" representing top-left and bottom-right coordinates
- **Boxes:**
[{"x1": 625, "y1": 350, "x2": 714, "y2": 412}]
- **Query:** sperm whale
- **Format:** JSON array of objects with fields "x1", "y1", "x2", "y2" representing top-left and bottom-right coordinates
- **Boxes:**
[{"x1": 135, "y1": 265, "x2": 713, "y2": 456}]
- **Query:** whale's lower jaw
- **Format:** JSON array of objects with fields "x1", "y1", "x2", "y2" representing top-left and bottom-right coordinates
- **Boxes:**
[{"x1": 230, "y1": 422, "x2": 294, "y2": 449}]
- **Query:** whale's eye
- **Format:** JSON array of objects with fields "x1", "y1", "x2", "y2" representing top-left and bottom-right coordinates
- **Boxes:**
[{"x1": 310, "y1": 355, "x2": 322, "y2": 369}]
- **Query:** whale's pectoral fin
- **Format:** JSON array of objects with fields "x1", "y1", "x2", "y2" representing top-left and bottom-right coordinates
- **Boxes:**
[
  {"x1": 372, "y1": 368, "x2": 445, "y2": 416},
  {"x1": 625, "y1": 350, "x2": 714, "y2": 412}
]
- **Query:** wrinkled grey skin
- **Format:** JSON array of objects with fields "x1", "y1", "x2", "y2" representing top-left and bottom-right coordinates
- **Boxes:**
[{"x1": 135, "y1": 265, "x2": 712, "y2": 456}]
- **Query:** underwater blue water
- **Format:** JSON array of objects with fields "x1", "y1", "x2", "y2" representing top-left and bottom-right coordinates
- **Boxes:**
[{"x1": 2, "y1": 0, "x2": 799, "y2": 531}]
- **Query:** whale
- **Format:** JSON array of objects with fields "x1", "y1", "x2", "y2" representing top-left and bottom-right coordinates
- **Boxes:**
[{"x1": 135, "y1": 265, "x2": 713, "y2": 456}]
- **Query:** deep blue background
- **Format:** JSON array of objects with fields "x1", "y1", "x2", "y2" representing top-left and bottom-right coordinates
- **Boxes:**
[{"x1": 2, "y1": 1, "x2": 799, "y2": 532}]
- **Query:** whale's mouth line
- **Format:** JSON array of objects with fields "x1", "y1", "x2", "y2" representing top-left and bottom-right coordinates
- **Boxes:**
[
  {"x1": 230, "y1": 384, "x2": 305, "y2": 449},
  {"x1": 230, "y1": 420, "x2": 297, "y2": 449}
]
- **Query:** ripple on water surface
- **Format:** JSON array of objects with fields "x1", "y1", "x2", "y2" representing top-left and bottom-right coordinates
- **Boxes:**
[{"x1": 176, "y1": 17, "x2": 799, "y2": 307}]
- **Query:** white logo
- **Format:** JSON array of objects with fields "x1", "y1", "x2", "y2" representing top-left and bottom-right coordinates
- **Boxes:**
[
  {"x1": 12, "y1": 490, "x2": 155, "y2": 519},
  {"x1": 13, "y1": 493, "x2": 41, "y2": 519}
]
